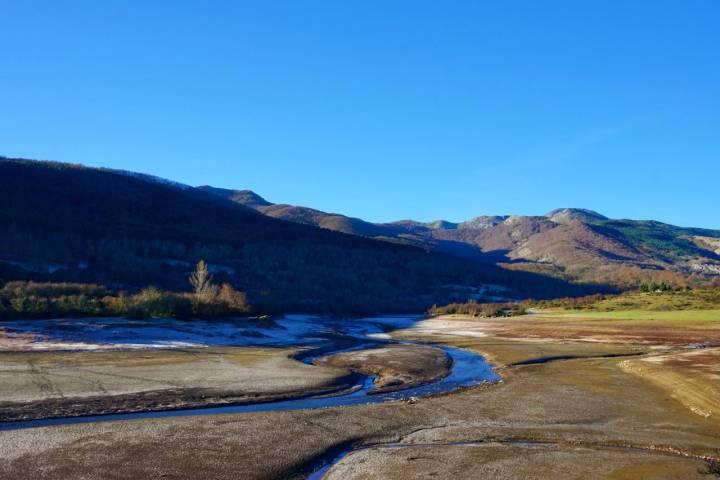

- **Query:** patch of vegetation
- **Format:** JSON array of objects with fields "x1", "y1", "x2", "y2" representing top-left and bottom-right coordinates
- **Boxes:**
[
  {"x1": 598, "y1": 219, "x2": 720, "y2": 262},
  {"x1": 532, "y1": 287, "x2": 720, "y2": 312},
  {"x1": 553, "y1": 309, "x2": 720, "y2": 321},
  {"x1": 428, "y1": 300, "x2": 526, "y2": 318},
  {"x1": 699, "y1": 451, "x2": 720, "y2": 477},
  {"x1": 0, "y1": 262, "x2": 250, "y2": 320},
  {"x1": 429, "y1": 287, "x2": 720, "y2": 320}
]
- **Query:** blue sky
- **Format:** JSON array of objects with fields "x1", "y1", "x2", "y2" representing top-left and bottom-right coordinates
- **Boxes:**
[{"x1": 1, "y1": 1, "x2": 718, "y2": 228}]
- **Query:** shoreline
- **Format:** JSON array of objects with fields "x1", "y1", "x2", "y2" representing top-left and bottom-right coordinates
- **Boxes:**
[{"x1": 0, "y1": 375, "x2": 363, "y2": 425}]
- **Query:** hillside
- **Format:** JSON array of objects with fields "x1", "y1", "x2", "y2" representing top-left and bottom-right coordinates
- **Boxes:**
[
  {"x1": 198, "y1": 186, "x2": 405, "y2": 239},
  {"x1": 0, "y1": 158, "x2": 592, "y2": 313},
  {"x1": 205, "y1": 188, "x2": 720, "y2": 286}
]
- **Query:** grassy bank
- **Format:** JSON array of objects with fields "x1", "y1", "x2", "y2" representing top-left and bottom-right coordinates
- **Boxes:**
[
  {"x1": 532, "y1": 287, "x2": 720, "y2": 312},
  {"x1": 428, "y1": 287, "x2": 720, "y2": 319},
  {"x1": 548, "y1": 309, "x2": 720, "y2": 321}
]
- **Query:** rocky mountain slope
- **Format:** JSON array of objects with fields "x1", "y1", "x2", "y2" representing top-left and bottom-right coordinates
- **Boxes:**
[{"x1": 202, "y1": 188, "x2": 720, "y2": 286}]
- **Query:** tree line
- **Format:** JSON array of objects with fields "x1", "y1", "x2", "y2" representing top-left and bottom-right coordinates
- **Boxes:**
[{"x1": 0, "y1": 261, "x2": 249, "y2": 320}]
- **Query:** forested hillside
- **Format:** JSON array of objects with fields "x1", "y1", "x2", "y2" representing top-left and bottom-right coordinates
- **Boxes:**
[{"x1": 0, "y1": 158, "x2": 595, "y2": 313}]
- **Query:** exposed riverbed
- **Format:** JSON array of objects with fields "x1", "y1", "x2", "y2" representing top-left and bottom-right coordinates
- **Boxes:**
[
  {"x1": 0, "y1": 315, "x2": 499, "y2": 430},
  {"x1": 1, "y1": 314, "x2": 719, "y2": 479}
]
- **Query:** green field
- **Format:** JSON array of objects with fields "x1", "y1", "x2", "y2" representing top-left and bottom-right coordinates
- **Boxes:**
[
  {"x1": 543, "y1": 309, "x2": 720, "y2": 322},
  {"x1": 528, "y1": 288, "x2": 720, "y2": 317}
]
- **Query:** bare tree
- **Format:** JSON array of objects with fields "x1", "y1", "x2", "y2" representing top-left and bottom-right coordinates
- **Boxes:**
[{"x1": 189, "y1": 260, "x2": 217, "y2": 299}]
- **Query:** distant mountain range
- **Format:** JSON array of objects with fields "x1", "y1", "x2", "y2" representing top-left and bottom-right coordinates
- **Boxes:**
[
  {"x1": 0, "y1": 157, "x2": 594, "y2": 313},
  {"x1": 200, "y1": 187, "x2": 720, "y2": 286},
  {"x1": 2, "y1": 157, "x2": 717, "y2": 313}
]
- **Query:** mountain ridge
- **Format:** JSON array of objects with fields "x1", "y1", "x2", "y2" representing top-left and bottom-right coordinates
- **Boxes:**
[
  {"x1": 0, "y1": 157, "x2": 595, "y2": 313},
  {"x1": 203, "y1": 187, "x2": 720, "y2": 286}
]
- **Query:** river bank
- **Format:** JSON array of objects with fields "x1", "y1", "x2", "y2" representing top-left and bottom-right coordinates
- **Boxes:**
[
  {"x1": 315, "y1": 344, "x2": 452, "y2": 393},
  {"x1": 0, "y1": 347, "x2": 363, "y2": 422},
  {"x1": 1, "y1": 314, "x2": 719, "y2": 478},
  {"x1": 0, "y1": 315, "x2": 498, "y2": 427}
]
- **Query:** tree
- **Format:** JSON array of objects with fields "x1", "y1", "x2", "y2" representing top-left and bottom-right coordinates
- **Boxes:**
[{"x1": 189, "y1": 260, "x2": 217, "y2": 299}]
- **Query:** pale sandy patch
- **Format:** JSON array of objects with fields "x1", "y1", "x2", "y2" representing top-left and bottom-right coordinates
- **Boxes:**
[{"x1": 405, "y1": 318, "x2": 492, "y2": 338}]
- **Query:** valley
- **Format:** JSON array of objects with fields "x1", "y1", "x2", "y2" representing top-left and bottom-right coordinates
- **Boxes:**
[
  {"x1": 3, "y1": 3, "x2": 718, "y2": 478},
  {"x1": 0, "y1": 160, "x2": 718, "y2": 478},
  {"x1": 1, "y1": 308, "x2": 719, "y2": 479}
]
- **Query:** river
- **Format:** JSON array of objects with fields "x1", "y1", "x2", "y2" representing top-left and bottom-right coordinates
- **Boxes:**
[{"x1": 0, "y1": 315, "x2": 499, "y2": 431}]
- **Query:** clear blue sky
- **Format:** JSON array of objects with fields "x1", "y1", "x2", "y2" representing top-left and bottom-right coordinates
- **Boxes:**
[{"x1": 2, "y1": 1, "x2": 718, "y2": 228}]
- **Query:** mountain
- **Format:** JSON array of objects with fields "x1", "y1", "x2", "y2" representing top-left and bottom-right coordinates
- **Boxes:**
[
  {"x1": 545, "y1": 208, "x2": 608, "y2": 224},
  {"x1": 0, "y1": 157, "x2": 592, "y2": 313},
  {"x1": 198, "y1": 187, "x2": 405, "y2": 239},
  {"x1": 204, "y1": 188, "x2": 720, "y2": 286}
]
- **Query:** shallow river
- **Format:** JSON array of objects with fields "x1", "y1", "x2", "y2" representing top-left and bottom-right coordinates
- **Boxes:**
[{"x1": 0, "y1": 315, "x2": 499, "y2": 431}]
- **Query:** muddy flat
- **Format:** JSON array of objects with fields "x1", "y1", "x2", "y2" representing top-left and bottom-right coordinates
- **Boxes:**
[
  {"x1": 1, "y1": 314, "x2": 720, "y2": 479},
  {"x1": 409, "y1": 312, "x2": 720, "y2": 345},
  {"x1": 0, "y1": 347, "x2": 357, "y2": 421},
  {"x1": 315, "y1": 344, "x2": 452, "y2": 393},
  {"x1": 620, "y1": 347, "x2": 720, "y2": 420},
  {"x1": 324, "y1": 442, "x2": 708, "y2": 479}
]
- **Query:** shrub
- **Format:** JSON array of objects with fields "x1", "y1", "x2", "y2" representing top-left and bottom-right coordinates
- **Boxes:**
[
  {"x1": 0, "y1": 277, "x2": 250, "y2": 320},
  {"x1": 1, "y1": 281, "x2": 108, "y2": 298},
  {"x1": 217, "y1": 283, "x2": 249, "y2": 313},
  {"x1": 125, "y1": 287, "x2": 193, "y2": 319},
  {"x1": 429, "y1": 300, "x2": 526, "y2": 317},
  {"x1": 699, "y1": 450, "x2": 720, "y2": 477},
  {"x1": 191, "y1": 283, "x2": 249, "y2": 317}
]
